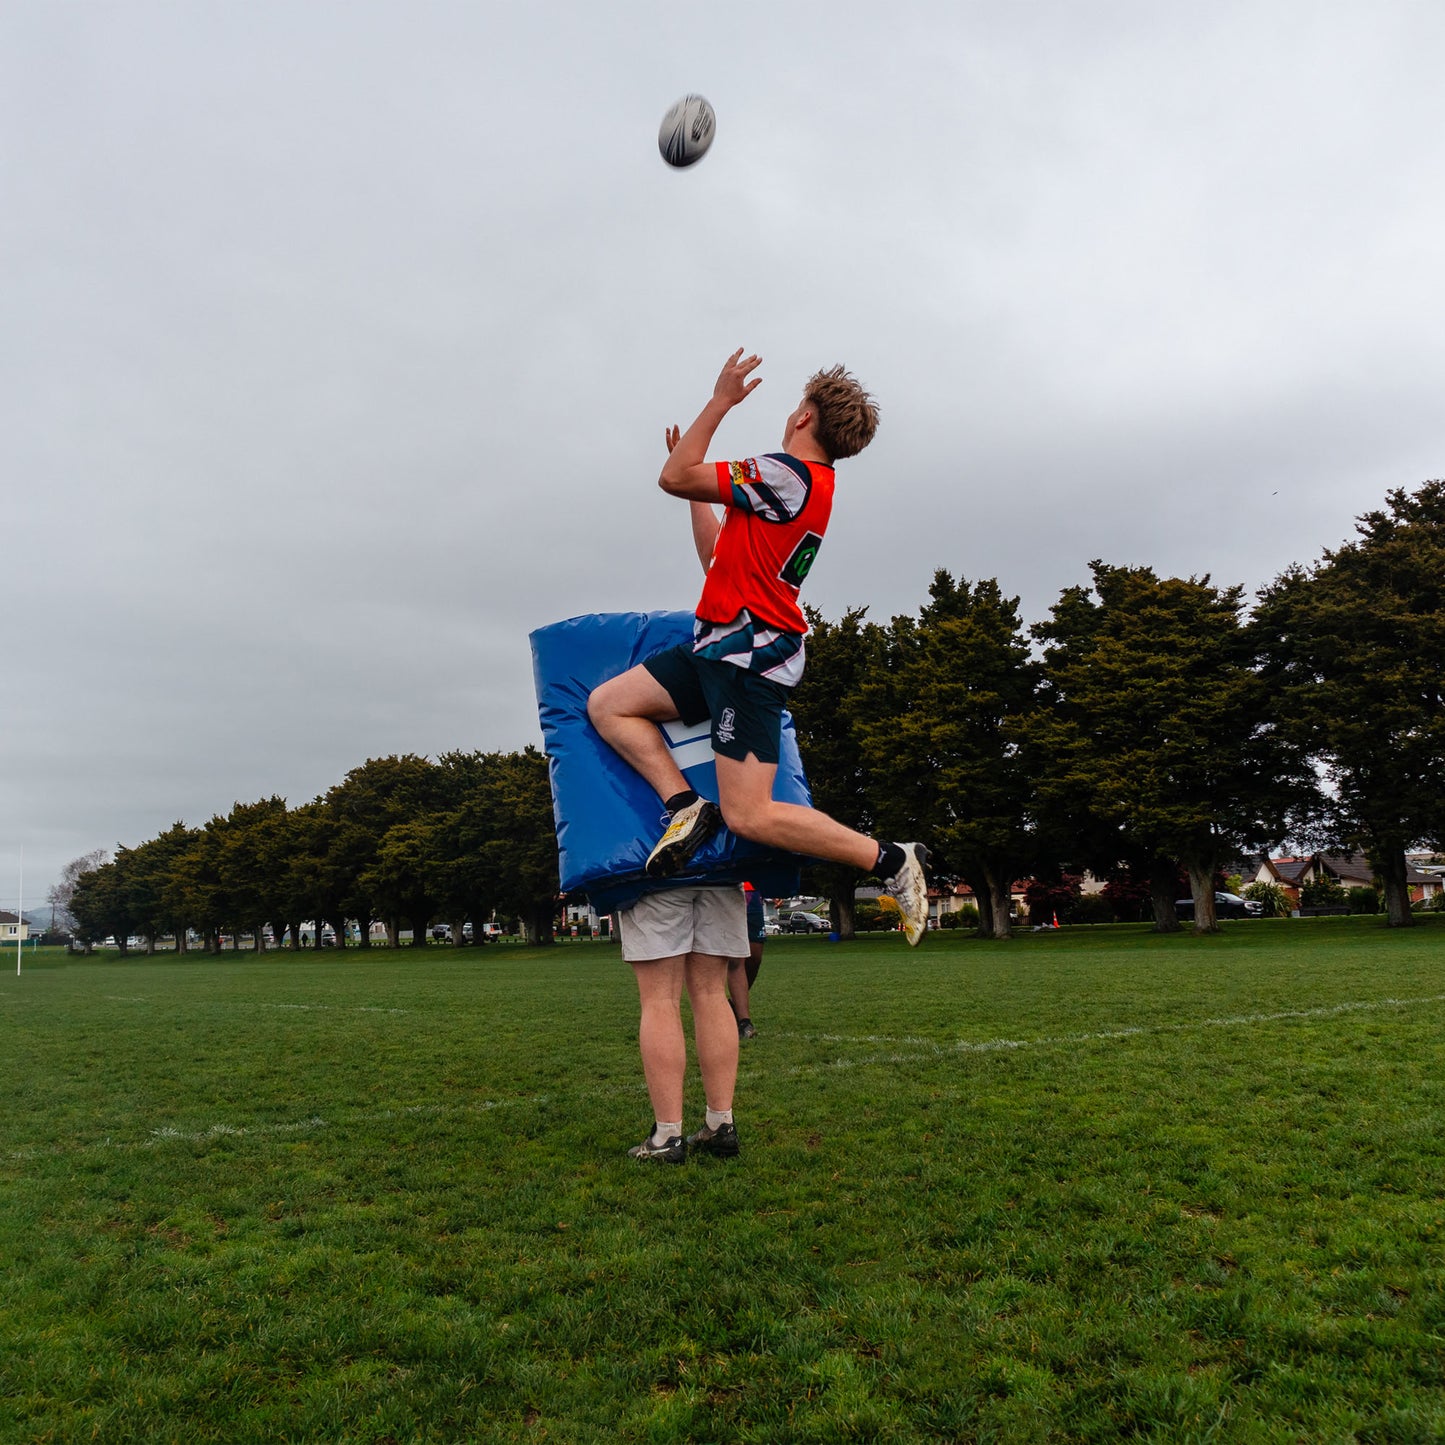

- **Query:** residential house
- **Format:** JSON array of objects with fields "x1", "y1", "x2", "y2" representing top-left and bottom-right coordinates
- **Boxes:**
[
  {"x1": 0, "y1": 911, "x2": 29, "y2": 943},
  {"x1": 1251, "y1": 856, "x2": 1312, "y2": 907},
  {"x1": 1405, "y1": 854, "x2": 1444, "y2": 905},
  {"x1": 1254, "y1": 852, "x2": 1437, "y2": 906},
  {"x1": 925, "y1": 880, "x2": 1030, "y2": 927}
]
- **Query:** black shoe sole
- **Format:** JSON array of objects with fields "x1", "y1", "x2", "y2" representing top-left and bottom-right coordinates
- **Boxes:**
[{"x1": 644, "y1": 803, "x2": 723, "y2": 878}]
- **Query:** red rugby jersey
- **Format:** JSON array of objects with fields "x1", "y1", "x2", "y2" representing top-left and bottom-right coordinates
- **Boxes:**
[{"x1": 697, "y1": 453, "x2": 835, "y2": 635}]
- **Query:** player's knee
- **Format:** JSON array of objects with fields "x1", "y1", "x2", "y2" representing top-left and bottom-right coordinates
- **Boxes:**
[
  {"x1": 720, "y1": 797, "x2": 769, "y2": 842},
  {"x1": 585, "y1": 682, "x2": 614, "y2": 729}
]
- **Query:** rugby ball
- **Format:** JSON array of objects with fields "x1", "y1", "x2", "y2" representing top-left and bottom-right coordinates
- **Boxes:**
[{"x1": 658, "y1": 94, "x2": 716, "y2": 168}]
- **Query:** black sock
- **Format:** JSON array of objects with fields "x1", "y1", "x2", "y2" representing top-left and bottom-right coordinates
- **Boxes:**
[
  {"x1": 664, "y1": 789, "x2": 700, "y2": 816},
  {"x1": 875, "y1": 841, "x2": 906, "y2": 878}
]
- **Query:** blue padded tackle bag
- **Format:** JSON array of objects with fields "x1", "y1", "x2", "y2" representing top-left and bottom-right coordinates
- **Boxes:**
[{"x1": 530, "y1": 611, "x2": 808, "y2": 913}]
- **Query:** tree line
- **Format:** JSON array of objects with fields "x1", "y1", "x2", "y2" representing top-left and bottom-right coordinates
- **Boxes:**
[
  {"x1": 68, "y1": 750, "x2": 560, "y2": 953},
  {"x1": 66, "y1": 481, "x2": 1444, "y2": 951},
  {"x1": 788, "y1": 481, "x2": 1445, "y2": 936}
]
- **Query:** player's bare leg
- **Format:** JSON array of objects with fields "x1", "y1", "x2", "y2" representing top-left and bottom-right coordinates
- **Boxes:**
[
  {"x1": 589, "y1": 665, "x2": 724, "y2": 877},
  {"x1": 713, "y1": 752, "x2": 879, "y2": 867},
  {"x1": 684, "y1": 951, "x2": 741, "y2": 1157},
  {"x1": 629, "y1": 954, "x2": 686, "y2": 1122},
  {"x1": 683, "y1": 952, "x2": 737, "y2": 1113},
  {"x1": 714, "y1": 752, "x2": 931, "y2": 944},
  {"x1": 729, "y1": 936, "x2": 763, "y2": 1036},
  {"x1": 587, "y1": 666, "x2": 689, "y2": 801},
  {"x1": 727, "y1": 955, "x2": 751, "y2": 1023}
]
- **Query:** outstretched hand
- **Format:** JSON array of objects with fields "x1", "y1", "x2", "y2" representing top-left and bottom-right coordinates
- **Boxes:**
[
  {"x1": 712, "y1": 348, "x2": 762, "y2": 409},
  {"x1": 657, "y1": 350, "x2": 759, "y2": 500}
]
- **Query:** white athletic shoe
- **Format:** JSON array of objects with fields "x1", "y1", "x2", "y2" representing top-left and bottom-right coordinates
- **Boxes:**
[{"x1": 883, "y1": 843, "x2": 930, "y2": 946}]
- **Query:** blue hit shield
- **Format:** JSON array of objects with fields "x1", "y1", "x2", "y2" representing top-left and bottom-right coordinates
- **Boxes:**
[{"x1": 530, "y1": 611, "x2": 808, "y2": 913}]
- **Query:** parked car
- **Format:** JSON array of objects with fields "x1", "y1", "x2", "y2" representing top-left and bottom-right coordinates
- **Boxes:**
[
  {"x1": 1175, "y1": 892, "x2": 1264, "y2": 920},
  {"x1": 432, "y1": 923, "x2": 480, "y2": 941},
  {"x1": 779, "y1": 911, "x2": 829, "y2": 934}
]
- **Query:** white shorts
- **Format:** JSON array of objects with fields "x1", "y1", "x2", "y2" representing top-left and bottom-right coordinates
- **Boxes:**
[{"x1": 617, "y1": 886, "x2": 748, "y2": 963}]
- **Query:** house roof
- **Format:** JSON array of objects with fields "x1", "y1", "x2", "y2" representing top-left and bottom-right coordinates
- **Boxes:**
[
  {"x1": 1262, "y1": 857, "x2": 1311, "y2": 884},
  {"x1": 0, "y1": 911, "x2": 20, "y2": 925},
  {"x1": 1317, "y1": 851, "x2": 1433, "y2": 886}
]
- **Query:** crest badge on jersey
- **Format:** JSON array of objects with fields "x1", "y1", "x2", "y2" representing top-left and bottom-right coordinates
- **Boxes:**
[{"x1": 779, "y1": 531, "x2": 824, "y2": 588}]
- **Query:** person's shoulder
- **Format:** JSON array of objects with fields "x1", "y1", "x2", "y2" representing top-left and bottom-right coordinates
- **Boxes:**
[
  {"x1": 760, "y1": 452, "x2": 833, "y2": 477},
  {"x1": 726, "y1": 454, "x2": 829, "y2": 522},
  {"x1": 761, "y1": 454, "x2": 835, "y2": 496}
]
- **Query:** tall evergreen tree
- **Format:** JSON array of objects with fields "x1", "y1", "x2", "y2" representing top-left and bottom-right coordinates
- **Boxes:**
[
  {"x1": 213, "y1": 798, "x2": 291, "y2": 950},
  {"x1": 1254, "y1": 481, "x2": 1445, "y2": 926},
  {"x1": 322, "y1": 755, "x2": 445, "y2": 945},
  {"x1": 359, "y1": 820, "x2": 442, "y2": 946},
  {"x1": 1031, "y1": 563, "x2": 1306, "y2": 934},
  {"x1": 423, "y1": 751, "x2": 508, "y2": 944},
  {"x1": 473, "y1": 746, "x2": 560, "y2": 945},
  {"x1": 788, "y1": 606, "x2": 886, "y2": 938},
  {"x1": 859, "y1": 571, "x2": 1039, "y2": 938},
  {"x1": 69, "y1": 857, "x2": 135, "y2": 952},
  {"x1": 166, "y1": 824, "x2": 227, "y2": 953},
  {"x1": 127, "y1": 823, "x2": 201, "y2": 952}
]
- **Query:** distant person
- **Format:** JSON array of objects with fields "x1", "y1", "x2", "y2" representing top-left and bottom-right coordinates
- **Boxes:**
[
  {"x1": 586, "y1": 351, "x2": 930, "y2": 943},
  {"x1": 728, "y1": 881, "x2": 765, "y2": 1039},
  {"x1": 617, "y1": 884, "x2": 746, "y2": 1162}
]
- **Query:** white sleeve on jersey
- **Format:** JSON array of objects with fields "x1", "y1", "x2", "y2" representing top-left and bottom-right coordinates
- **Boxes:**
[{"x1": 725, "y1": 455, "x2": 812, "y2": 523}]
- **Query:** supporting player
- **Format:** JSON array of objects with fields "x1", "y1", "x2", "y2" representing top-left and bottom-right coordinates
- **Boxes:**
[
  {"x1": 728, "y1": 882, "x2": 765, "y2": 1038},
  {"x1": 618, "y1": 884, "x2": 746, "y2": 1163},
  {"x1": 587, "y1": 350, "x2": 930, "y2": 944}
]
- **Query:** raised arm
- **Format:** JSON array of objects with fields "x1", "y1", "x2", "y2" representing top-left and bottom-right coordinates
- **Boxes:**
[
  {"x1": 664, "y1": 423, "x2": 721, "y2": 572},
  {"x1": 658, "y1": 348, "x2": 762, "y2": 502},
  {"x1": 689, "y1": 501, "x2": 720, "y2": 573}
]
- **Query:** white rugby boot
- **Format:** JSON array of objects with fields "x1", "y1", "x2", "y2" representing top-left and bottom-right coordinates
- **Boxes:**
[{"x1": 883, "y1": 843, "x2": 931, "y2": 946}]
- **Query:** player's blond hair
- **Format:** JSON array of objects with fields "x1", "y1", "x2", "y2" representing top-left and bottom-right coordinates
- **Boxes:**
[{"x1": 804, "y1": 366, "x2": 879, "y2": 461}]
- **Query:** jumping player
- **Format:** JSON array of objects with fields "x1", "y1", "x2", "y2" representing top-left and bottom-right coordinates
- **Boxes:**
[{"x1": 587, "y1": 349, "x2": 930, "y2": 944}]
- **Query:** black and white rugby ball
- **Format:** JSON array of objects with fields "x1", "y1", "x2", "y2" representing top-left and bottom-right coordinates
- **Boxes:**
[{"x1": 658, "y1": 94, "x2": 716, "y2": 168}]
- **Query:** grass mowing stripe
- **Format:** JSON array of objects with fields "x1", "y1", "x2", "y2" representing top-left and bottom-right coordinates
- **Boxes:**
[{"x1": 22, "y1": 989, "x2": 1439, "y2": 1161}]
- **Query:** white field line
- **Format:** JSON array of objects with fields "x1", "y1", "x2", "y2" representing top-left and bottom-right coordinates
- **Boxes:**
[
  {"x1": 782, "y1": 993, "x2": 1445, "y2": 1075},
  {"x1": 7, "y1": 995, "x2": 407, "y2": 1014},
  {"x1": 98, "y1": 996, "x2": 409, "y2": 1014},
  {"x1": 3, "y1": 1093, "x2": 567, "y2": 1164},
  {"x1": 244, "y1": 1002, "x2": 408, "y2": 1014}
]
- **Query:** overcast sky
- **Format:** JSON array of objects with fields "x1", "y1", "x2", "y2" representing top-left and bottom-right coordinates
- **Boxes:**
[{"x1": 4, "y1": 1, "x2": 1443, "y2": 904}]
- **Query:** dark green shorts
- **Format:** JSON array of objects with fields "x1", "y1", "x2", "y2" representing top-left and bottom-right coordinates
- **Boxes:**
[
  {"x1": 643, "y1": 644, "x2": 788, "y2": 766},
  {"x1": 746, "y1": 889, "x2": 767, "y2": 942}
]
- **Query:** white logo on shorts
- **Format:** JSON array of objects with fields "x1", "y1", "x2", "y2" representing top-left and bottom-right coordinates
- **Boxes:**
[{"x1": 717, "y1": 706, "x2": 736, "y2": 744}]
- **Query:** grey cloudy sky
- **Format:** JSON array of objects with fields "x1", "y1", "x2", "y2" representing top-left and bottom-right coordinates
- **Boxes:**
[{"x1": 4, "y1": 1, "x2": 1443, "y2": 903}]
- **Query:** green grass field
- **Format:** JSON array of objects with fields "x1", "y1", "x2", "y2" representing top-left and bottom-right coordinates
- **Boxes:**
[{"x1": 3, "y1": 919, "x2": 1444, "y2": 1443}]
